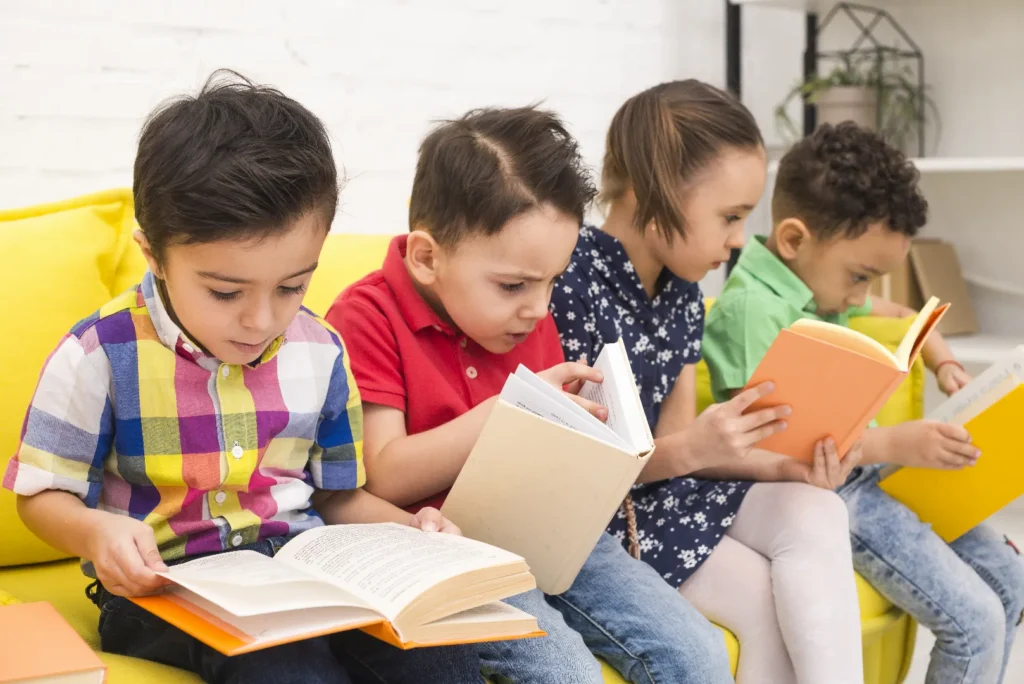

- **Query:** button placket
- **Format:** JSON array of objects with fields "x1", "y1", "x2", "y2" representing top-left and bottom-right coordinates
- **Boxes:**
[{"x1": 215, "y1": 364, "x2": 255, "y2": 487}]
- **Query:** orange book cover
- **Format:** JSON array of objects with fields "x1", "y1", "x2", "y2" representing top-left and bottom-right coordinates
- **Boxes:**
[
  {"x1": 742, "y1": 298, "x2": 948, "y2": 462},
  {"x1": 0, "y1": 602, "x2": 106, "y2": 683}
]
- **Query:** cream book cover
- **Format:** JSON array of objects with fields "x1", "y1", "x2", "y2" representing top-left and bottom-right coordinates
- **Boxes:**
[{"x1": 442, "y1": 340, "x2": 653, "y2": 595}]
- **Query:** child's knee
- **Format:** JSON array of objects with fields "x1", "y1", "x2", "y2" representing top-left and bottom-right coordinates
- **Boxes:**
[{"x1": 781, "y1": 484, "x2": 850, "y2": 542}]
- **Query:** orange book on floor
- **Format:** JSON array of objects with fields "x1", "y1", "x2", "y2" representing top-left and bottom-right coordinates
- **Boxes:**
[
  {"x1": 0, "y1": 601, "x2": 106, "y2": 683},
  {"x1": 741, "y1": 296, "x2": 948, "y2": 462},
  {"x1": 130, "y1": 523, "x2": 543, "y2": 656}
]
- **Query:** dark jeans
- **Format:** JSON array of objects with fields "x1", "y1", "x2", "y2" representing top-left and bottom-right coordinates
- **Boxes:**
[{"x1": 87, "y1": 537, "x2": 485, "y2": 684}]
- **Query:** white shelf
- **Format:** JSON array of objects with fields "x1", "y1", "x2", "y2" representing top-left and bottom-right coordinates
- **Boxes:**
[
  {"x1": 767, "y1": 157, "x2": 1024, "y2": 175},
  {"x1": 945, "y1": 334, "x2": 1021, "y2": 366},
  {"x1": 912, "y1": 157, "x2": 1024, "y2": 173}
]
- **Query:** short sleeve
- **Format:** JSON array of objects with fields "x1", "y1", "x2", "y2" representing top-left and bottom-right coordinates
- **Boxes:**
[
  {"x1": 326, "y1": 295, "x2": 405, "y2": 412},
  {"x1": 702, "y1": 294, "x2": 794, "y2": 403},
  {"x1": 550, "y1": 276, "x2": 602, "y2": 365},
  {"x1": 309, "y1": 340, "x2": 365, "y2": 491},
  {"x1": 3, "y1": 333, "x2": 113, "y2": 508}
]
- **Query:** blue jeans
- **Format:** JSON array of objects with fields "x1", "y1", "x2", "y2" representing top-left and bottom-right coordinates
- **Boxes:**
[
  {"x1": 89, "y1": 537, "x2": 485, "y2": 684},
  {"x1": 840, "y1": 465, "x2": 1024, "y2": 684},
  {"x1": 478, "y1": 532, "x2": 733, "y2": 684}
]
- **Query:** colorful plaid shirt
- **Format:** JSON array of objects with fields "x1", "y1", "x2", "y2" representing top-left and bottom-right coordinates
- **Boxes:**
[{"x1": 4, "y1": 271, "x2": 364, "y2": 567}]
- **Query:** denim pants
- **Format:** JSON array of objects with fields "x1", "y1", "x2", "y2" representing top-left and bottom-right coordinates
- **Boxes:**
[
  {"x1": 478, "y1": 531, "x2": 733, "y2": 684},
  {"x1": 839, "y1": 465, "x2": 1024, "y2": 684},
  {"x1": 88, "y1": 536, "x2": 485, "y2": 684}
]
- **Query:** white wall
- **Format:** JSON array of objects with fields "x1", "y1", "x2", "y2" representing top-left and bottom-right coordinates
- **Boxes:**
[{"x1": 0, "y1": 0, "x2": 732, "y2": 233}]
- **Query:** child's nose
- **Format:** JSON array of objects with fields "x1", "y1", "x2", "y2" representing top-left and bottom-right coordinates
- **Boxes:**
[{"x1": 241, "y1": 298, "x2": 275, "y2": 332}]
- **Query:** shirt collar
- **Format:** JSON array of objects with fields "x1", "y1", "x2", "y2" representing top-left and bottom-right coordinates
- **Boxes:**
[
  {"x1": 735, "y1": 236, "x2": 817, "y2": 313},
  {"x1": 140, "y1": 271, "x2": 284, "y2": 368},
  {"x1": 381, "y1": 234, "x2": 454, "y2": 335}
]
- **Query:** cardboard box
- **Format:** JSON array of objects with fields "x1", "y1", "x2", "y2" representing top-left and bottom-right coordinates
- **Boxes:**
[{"x1": 871, "y1": 238, "x2": 979, "y2": 336}]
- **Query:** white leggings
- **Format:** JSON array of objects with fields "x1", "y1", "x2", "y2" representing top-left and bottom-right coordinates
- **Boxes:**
[{"x1": 679, "y1": 482, "x2": 863, "y2": 684}]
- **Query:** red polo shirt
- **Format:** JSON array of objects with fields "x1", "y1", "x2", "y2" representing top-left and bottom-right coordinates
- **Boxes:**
[{"x1": 325, "y1": 234, "x2": 565, "y2": 510}]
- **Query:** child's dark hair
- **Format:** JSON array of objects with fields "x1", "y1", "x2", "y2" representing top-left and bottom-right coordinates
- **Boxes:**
[
  {"x1": 773, "y1": 122, "x2": 928, "y2": 240},
  {"x1": 408, "y1": 106, "x2": 595, "y2": 247},
  {"x1": 601, "y1": 80, "x2": 763, "y2": 242},
  {"x1": 134, "y1": 69, "x2": 339, "y2": 263}
]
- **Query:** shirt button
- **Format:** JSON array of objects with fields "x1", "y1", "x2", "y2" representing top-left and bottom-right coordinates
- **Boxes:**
[
  {"x1": 214, "y1": 491, "x2": 227, "y2": 504},
  {"x1": 231, "y1": 444, "x2": 244, "y2": 459},
  {"x1": 231, "y1": 534, "x2": 243, "y2": 548},
  {"x1": 466, "y1": 366, "x2": 478, "y2": 379},
  {"x1": 182, "y1": 343, "x2": 194, "y2": 354},
  {"x1": 460, "y1": 338, "x2": 468, "y2": 349},
  {"x1": 221, "y1": 366, "x2": 230, "y2": 378},
  {"x1": 433, "y1": 324, "x2": 442, "y2": 332}
]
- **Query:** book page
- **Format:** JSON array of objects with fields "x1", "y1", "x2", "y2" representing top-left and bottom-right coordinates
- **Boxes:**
[
  {"x1": 894, "y1": 296, "x2": 944, "y2": 369},
  {"x1": 790, "y1": 319, "x2": 899, "y2": 367},
  {"x1": 930, "y1": 346, "x2": 1024, "y2": 424},
  {"x1": 160, "y1": 550, "x2": 372, "y2": 617},
  {"x1": 503, "y1": 368, "x2": 626, "y2": 450},
  {"x1": 275, "y1": 523, "x2": 524, "y2": 621},
  {"x1": 579, "y1": 339, "x2": 653, "y2": 453}
]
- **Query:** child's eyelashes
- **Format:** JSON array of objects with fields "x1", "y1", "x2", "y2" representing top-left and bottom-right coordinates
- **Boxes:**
[
  {"x1": 725, "y1": 214, "x2": 742, "y2": 224},
  {"x1": 209, "y1": 289, "x2": 241, "y2": 301},
  {"x1": 208, "y1": 284, "x2": 307, "y2": 302},
  {"x1": 278, "y1": 283, "x2": 307, "y2": 296},
  {"x1": 500, "y1": 282, "x2": 526, "y2": 293},
  {"x1": 851, "y1": 273, "x2": 870, "y2": 285}
]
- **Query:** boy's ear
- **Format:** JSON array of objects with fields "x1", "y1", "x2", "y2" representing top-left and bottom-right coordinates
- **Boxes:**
[
  {"x1": 134, "y1": 230, "x2": 164, "y2": 279},
  {"x1": 774, "y1": 218, "x2": 812, "y2": 260},
  {"x1": 405, "y1": 229, "x2": 442, "y2": 285}
]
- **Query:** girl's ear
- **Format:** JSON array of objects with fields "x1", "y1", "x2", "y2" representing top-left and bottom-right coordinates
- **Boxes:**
[
  {"x1": 134, "y1": 230, "x2": 165, "y2": 279},
  {"x1": 774, "y1": 218, "x2": 812, "y2": 260},
  {"x1": 405, "y1": 228, "x2": 443, "y2": 286}
]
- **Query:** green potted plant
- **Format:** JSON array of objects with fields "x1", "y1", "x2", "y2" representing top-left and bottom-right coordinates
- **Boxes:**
[{"x1": 775, "y1": 52, "x2": 940, "y2": 155}]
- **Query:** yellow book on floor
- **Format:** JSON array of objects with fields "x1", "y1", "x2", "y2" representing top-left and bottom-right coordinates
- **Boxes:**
[{"x1": 879, "y1": 346, "x2": 1024, "y2": 542}]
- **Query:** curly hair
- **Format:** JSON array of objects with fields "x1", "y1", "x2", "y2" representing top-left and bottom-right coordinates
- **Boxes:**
[{"x1": 772, "y1": 122, "x2": 927, "y2": 240}]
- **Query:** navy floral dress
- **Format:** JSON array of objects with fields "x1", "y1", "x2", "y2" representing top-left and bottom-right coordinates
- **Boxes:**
[{"x1": 550, "y1": 225, "x2": 752, "y2": 586}]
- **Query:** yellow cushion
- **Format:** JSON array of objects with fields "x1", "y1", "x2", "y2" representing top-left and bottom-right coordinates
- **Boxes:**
[
  {"x1": 0, "y1": 190, "x2": 147, "y2": 567},
  {"x1": 305, "y1": 233, "x2": 393, "y2": 317}
]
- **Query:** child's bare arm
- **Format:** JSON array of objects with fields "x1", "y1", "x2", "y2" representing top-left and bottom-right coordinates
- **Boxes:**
[
  {"x1": 360, "y1": 399, "x2": 499, "y2": 507},
  {"x1": 17, "y1": 491, "x2": 168, "y2": 597},
  {"x1": 312, "y1": 488, "x2": 413, "y2": 525}
]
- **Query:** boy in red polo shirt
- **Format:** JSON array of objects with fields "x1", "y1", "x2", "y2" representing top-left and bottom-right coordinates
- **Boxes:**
[{"x1": 327, "y1": 107, "x2": 733, "y2": 684}]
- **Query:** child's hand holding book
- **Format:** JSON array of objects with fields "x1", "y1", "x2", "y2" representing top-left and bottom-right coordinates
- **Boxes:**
[
  {"x1": 536, "y1": 361, "x2": 608, "y2": 422},
  {"x1": 85, "y1": 510, "x2": 171, "y2": 598},
  {"x1": 779, "y1": 438, "x2": 864, "y2": 490},
  {"x1": 682, "y1": 382, "x2": 791, "y2": 471},
  {"x1": 409, "y1": 506, "x2": 461, "y2": 535},
  {"x1": 866, "y1": 420, "x2": 979, "y2": 471}
]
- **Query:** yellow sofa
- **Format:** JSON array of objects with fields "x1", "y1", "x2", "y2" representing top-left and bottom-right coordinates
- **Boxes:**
[{"x1": 0, "y1": 190, "x2": 920, "y2": 683}]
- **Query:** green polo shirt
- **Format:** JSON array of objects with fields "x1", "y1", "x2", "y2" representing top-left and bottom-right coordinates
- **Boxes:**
[{"x1": 703, "y1": 236, "x2": 872, "y2": 403}]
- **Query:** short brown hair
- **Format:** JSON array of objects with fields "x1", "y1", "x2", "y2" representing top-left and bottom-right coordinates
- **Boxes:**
[
  {"x1": 408, "y1": 106, "x2": 595, "y2": 247},
  {"x1": 601, "y1": 80, "x2": 763, "y2": 241},
  {"x1": 134, "y1": 69, "x2": 338, "y2": 263},
  {"x1": 773, "y1": 122, "x2": 927, "y2": 240}
]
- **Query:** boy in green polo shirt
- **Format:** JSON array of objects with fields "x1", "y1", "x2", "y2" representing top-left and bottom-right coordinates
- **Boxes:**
[{"x1": 703, "y1": 122, "x2": 1024, "y2": 684}]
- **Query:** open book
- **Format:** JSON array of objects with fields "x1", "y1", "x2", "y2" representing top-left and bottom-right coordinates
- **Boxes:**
[
  {"x1": 129, "y1": 523, "x2": 541, "y2": 656},
  {"x1": 442, "y1": 339, "x2": 654, "y2": 595},
  {"x1": 879, "y1": 345, "x2": 1024, "y2": 541},
  {"x1": 742, "y1": 296, "x2": 948, "y2": 461}
]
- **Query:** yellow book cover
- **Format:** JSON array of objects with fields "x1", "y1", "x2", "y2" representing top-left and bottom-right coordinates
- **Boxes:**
[{"x1": 879, "y1": 348, "x2": 1024, "y2": 542}]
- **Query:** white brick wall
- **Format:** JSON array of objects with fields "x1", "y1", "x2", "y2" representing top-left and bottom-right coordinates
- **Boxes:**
[{"x1": 0, "y1": 0, "x2": 737, "y2": 232}]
